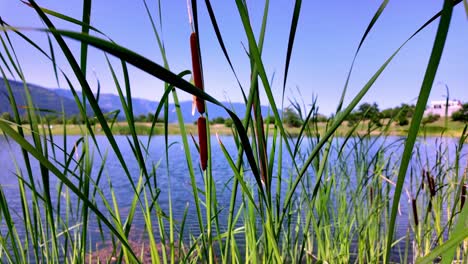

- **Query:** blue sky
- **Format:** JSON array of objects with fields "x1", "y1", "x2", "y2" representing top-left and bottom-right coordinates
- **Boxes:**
[{"x1": 1, "y1": 0, "x2": 467, "y2": 115}]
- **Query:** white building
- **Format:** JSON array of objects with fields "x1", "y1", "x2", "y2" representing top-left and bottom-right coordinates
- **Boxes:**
[{"x1": 424, "y1": 100, "x2": 462, "y2": 117}]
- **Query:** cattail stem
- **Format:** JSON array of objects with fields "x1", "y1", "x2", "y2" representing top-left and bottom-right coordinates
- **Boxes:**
[
  {"x1": 198, "y1": 117, "x2": 207, "y2": 171},
  {"x1": 190, "y1": 32, "x2": 205, "y2": 114}
]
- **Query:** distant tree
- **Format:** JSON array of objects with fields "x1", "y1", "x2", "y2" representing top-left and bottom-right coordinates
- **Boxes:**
[
  {"x1": 380, "y1": 108, "x2": 394, "y2": 119},
  {"x1": 345, "y1": 112, "x2": 358, "y2": 127},
  {"x1": 316, "y1": 114, "x2": 328, "y2": 123},
  {"x1": 137, "y1": 114, "x2": 146, "y2": 122},
  {"x1": 0, "y1": 112, "x2": 13, "y2": 122},
  {"x1": 393, "y1": 104, "x2": 411, "y2": 126},
  {"x1": 358, "y1": 102, "x2": 382, "y2": 127},
  {"x1": 87, "y1": 117, "x2": 96, "y2": 125},
  {"x1": 452, "y1": 103, "x2": 468, "y2": 122},
  {"x1": 147, "y1": 113, "x2": 155, "y2": 123},
  {"x1": 397, "y1": 115, "x2": 409, "y2": 126},
  {"x1": 283, "y1": 107, "x2": 302, "y2": 128},
  {"x1": 264, "y1": 116, "x2": 275, "y2": 124},
  {"x1": 406, "y1": 104, "x2": 416, "y2": 118},
  {"x1": 44, "y1": 114, "x2": 64, "y2": 125},
  {"x1": 224, "y1": 118, "x2": 233, "y2": 128},
  {"x1": 69, "y1": 115, "x2": 80, "y2": 125},
  {"x1": 381, "y1": 104, "x2": 413, "y2": 120},
  {"x1": 211, "y1": 117, "x2": 225, "y2": 124}
]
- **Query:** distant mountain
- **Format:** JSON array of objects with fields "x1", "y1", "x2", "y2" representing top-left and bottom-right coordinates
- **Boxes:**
[
  {"x1": 54, "y1": 89, "x2": 158, "y2": 118},
  {"x1": 53, "y1": 89, "x2": 277, "y2": 123},
  {"x1": 0, "y1": 78, "x2": 92, "y2": 117},
  {"x1": 1, "y1": 78, "x2": 276, "y2": 123}
]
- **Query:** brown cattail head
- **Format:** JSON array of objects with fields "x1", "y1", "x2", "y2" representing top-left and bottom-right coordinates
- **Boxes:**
[
  {"x1": 461, "y1": 184, "x2": 466, "y2": 210},
  {"x1": 190, "y1": 32, "x2": 205, "y2": 114},
  {"x1": 198, "y1": 117, "x2": 207, "y2": 171},
  {"x1": 425, "y1": 170, "x2": 436, "y2": 197},
  {"x1": 411, "y1": 199, "x2": 419, "y2": 227},
  {"x1": 428, "y1": 175, "x2": 436, "y2": 197},
  {"x1": 421, "y1": 169, "x2": 425, "y2": 190},
  {"x1": 369, "y1": 187, "x2": 374, "y2": 205}
]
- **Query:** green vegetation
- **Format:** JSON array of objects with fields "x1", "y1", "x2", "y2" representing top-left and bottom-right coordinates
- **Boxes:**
[
  {"x1": 0, "y1": 1, "x2": 467, "y2": 264},
  {"x1": 452, "y1": 103, "x2": 468, "y2": 122},
  {"x1": 422, "y1": 113, "x2": 441, "y2": 125}
]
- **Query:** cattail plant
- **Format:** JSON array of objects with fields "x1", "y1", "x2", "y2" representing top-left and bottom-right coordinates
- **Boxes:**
[
  {"x1": 411, "y1": 198, "x2": 419, "y2": 227},
  {"x1": 198, "y1": 116, "x2": 207, "y2": 171},
  {"x1": 425, "y1": 169, "x2": 436, "y2": 197},
  {"x1": 190, "y1": 32, "x2": 205, "y2": 114},
  {"x1": 461, "y1": 184, "x2": 466, "y2": 210}
]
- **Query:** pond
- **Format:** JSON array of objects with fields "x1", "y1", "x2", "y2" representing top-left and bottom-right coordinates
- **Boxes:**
[{"x1": 0, "y1": 134, "x2": 466, "y2": 262}]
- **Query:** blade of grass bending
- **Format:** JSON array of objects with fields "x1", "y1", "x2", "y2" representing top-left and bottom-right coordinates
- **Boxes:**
[
  {"x1": 20, "y1": 1, "x2": 105, "y2": 36},
  {"x1": 235, "y1": 0, "x2": 301, "y2": 186},
  {"x1": 0, "y1": 120, "x2": 141, "y2": 263},
  {"x1": 440, "y1": 199, "x2": 468, "y2": 263},
  {"x1": 385, "y1": 1, "x2": 454, "y2": 263},
  {"x1": 203, "y1": 0, "x2": 247, "y2": 101},
  {"x1": 0, "y1": 34, "x2": 22, "y2": 76},
  {"x1": 337, "y1": 0, "x2": 389, "y2": 112},
  {"x1": 282, "y1": 0, "x2": 462, "y2": 231},
  {"x1": 0, "y1": 186, "x2": 24, "y2": 263},
  {"x1": 40, "y1": 27, "x2": 262, "y2": 193},
  {"x1": 62, "y1": 75, "x2": 102, "y2": 155},
  {"x1": 146, "y1": 70, "x2": 191, "y2": 153},
  {"x1": 416, "y1": 227, "x2": 468, "y2": 264},
  {"x1": 464, "y1": 0, "x2": 468, "y2": 17},
  {"x1": 2, "y1": 28, "x2": 60, "y2": 261},
  {"x1": 47, "y1": 34, "x2": 60, "y2": 87},
  {"x1": 105, "y1": 58, "x2": 157, "y2": 260},
  {"x1": 143, "y1": 3, "x2": 205, "y2": 259},
  {"x1": 0, "y1": 71, "x2": 40, "y2": 263},
  {"x1": 28, "y1": 0, "x2": 141, "y2": 200},
  {"x1": 218, "y1": 135, "x2": 259, "y2": 213},
  {"x1": 80, "y1": 0, "x2": 91, "y2": 75},
  {"x1": 223, "y1": 86, "x2": 261, "y2": 260},
  {"x1": 79, "y1": 0, "x2": 91, "y2": 126},
  {"x1": 282, "y1": 0, "x2": 302, "y2": 96},
  {"x1": 104, "y1": 56, "x2": 149, "y2": 185}
]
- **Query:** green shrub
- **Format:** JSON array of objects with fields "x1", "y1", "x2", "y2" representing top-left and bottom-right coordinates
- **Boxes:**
[
  {"x1": 422, "y1": 113, "x2": 440, "y2": 125},
  {"x1": 397, "y1": 115, "x2": 409, "y2": 126},
  {"x1": 283, "y1": 107, "x2": 302, "y2": 128},
  {"x1": 451, "y1": 103, "x2": 468, "y2": 122},
  {"x1": 211, "y1": 116, "x2": 225, "y2": 124}
]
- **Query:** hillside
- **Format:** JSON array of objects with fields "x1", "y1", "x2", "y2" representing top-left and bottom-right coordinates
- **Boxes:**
[
  {"x1": 0, "y1": 78, "x2": 92, "y2": 117},
  {"x1": 1, "y1": 78, "x2": 276, "y2": 123},
  {"x1": 53, "y1": 89, "x2": 276, "y2": 123}
]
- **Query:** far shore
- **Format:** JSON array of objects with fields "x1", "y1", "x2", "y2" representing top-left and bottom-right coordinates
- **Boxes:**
[{"x1": 15, "y1": 118, "x2": 467, "y2": 139}]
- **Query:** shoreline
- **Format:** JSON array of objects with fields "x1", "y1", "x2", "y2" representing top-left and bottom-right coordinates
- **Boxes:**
[{"x1": 15, "y1": 121, "x2": 467, "y2": 139}]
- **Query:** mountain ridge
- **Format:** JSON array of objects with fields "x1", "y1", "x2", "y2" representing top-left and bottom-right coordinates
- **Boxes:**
[{"x1": 1, "y1": 78, "x2": 276, "y2": 123}]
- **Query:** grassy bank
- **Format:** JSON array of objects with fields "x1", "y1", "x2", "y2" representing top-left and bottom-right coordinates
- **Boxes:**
[{"x1": 21, "y1": 118, "x2": 467, "y2": 138}]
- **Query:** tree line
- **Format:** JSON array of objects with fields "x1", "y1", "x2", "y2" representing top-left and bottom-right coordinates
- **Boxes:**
[{"x1": 1, "y1": 102, "x2": 467, "y2": 126}]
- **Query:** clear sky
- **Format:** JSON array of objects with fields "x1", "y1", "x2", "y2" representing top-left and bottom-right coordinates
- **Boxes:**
[{"x1": 1, "y1": 0, "x2": 467, "y2": 115}]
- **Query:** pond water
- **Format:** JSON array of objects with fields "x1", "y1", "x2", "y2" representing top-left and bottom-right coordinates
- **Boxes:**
[{"x1": 0, "y1": 134, "x2": 466, "y2": 262}]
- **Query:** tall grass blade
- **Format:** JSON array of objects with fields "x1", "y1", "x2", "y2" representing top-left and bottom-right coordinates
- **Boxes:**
[{"x1": 385, "y1": 1, "x2": 454, "y2": 263}]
